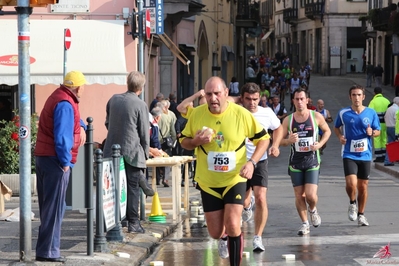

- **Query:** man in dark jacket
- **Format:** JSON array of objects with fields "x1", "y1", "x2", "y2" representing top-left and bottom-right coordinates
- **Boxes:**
[
  {"x1": 103, "y1": 71, "x2": 150, "y2": 233},
  {"x1": 168, "y1": 93, "x2": 179, "y2": 118},
  {"x1": 149, "y1": 92, "x2": 164, "y2": 111},
  {"x1": 373, "y1": 64, "x2": 384, "y2": 87},
  {"x1": 366, "y1": 61, "x2": 374, "y2": 88}
]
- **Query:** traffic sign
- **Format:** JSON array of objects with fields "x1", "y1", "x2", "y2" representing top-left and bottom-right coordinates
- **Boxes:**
[
  {"x1": 145, "y1": 9, "x2": 151, "y2": 40},
  {"x1": 64, "y1": 28, "x2": 71, "y2": 50}
]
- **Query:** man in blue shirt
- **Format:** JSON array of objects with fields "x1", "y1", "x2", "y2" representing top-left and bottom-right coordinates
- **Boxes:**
[
  {"x1": 334, "y1": 85, "x2": 380, "y2": 227},
  {"x1": 35, "y1": 71, "x2": 87, "y2": 262}
]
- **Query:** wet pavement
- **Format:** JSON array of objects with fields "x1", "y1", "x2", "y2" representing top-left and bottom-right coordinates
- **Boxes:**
[
  {"x1": 1, "y1": 74, "x2": 399, "y2": 265},
  {"x1": 142, "y1": 169, "x2": 399, "y2": 265}
]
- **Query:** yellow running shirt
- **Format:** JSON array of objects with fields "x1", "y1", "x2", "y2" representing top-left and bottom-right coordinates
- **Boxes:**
[
  {"x1": 181, "y1": 105, "x2": 194, "y2": 119},
  {"x1": 181, "y1": 101, "x2": 269, "y2": 188}
]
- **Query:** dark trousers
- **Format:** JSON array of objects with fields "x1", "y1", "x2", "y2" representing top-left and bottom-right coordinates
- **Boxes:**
[
  {"x1": 156, "y1": 147, "x2": 172, "y2": 184},
  {"x1": 35, "y1": 156, "x2": 70, "y2": 258},
  {"x1": 125, "y1": 163, "x2": 144, "y2": 223}
]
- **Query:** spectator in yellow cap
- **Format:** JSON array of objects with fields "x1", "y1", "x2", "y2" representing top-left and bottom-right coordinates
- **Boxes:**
[{"x1": 34, "y1": 70, "x2": 87, "y2": 263}]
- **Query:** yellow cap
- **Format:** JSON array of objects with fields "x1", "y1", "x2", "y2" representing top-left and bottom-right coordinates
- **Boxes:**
[{"x1": 63, "y1": 71, "x2": 87, "y2": 87}]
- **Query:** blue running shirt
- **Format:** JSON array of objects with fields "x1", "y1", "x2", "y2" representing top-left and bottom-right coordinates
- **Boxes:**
[{"x1": 335, "y1": 107, "x2": 380, "y2": 161}]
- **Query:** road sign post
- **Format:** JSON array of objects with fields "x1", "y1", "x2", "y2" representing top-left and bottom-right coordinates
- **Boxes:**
[
  {"x1": 145, "y1": 9, "x2": 150, "y2": 40},
  {"x1": 63, "y1": 28, "x2": 71, "y2": 78},
  {"x1": 64, "y1": 28, "x2": 71, "y2": 50}
]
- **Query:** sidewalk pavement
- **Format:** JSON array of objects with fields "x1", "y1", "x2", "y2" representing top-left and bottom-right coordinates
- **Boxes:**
[{"x1": 0, "y1": 180, "x2": 201, "y2": 266}]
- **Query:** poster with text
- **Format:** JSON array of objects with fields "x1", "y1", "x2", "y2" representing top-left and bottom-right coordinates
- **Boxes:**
[
  {"x1": 102, "y1": 159, "x2": 116, "y2": 231},
  {"x1": 119, "y1": 158, "x2": 127, "y2": 220}
]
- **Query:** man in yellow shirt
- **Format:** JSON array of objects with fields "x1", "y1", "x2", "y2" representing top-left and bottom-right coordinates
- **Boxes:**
[{"x1": 180, "y1": 77, "x2": 269, "y2": 266}]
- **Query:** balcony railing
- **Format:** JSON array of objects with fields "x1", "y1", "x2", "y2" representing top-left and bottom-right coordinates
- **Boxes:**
[
  {"x1": 283, "y1": 8, "x2": 298, "y2": 25},
  {"x1": 305, "y1": 2, "x2": 324, "y2": 20},
  {"x1": 236, "y1": 0, "x2": 260, "y2": 28},
  {"x1": 370, "y1": 6, "x2": 391, "y2": 32}
]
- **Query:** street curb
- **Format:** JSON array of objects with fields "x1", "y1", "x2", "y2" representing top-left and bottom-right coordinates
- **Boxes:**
[
  {"x1": 106, "y1": 218, "x2": 183, "y2": 265},
  {"x1": 374, "y1": 163, "x2": 399, "y2": 179}
]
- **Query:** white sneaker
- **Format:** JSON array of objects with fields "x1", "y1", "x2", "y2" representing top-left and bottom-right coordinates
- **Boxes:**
[
  {"x1": 348, "y1": 203, "x2": 358, "y2": 221},
  {"x1": 297, "y1": 223, "x2": 310, "y2": 236},
  {"x1": 218, "y1": 237, "x2": 229, "y2": 259},
  {"x1": 242, "y1": 195, "x2": 255, "y2": 222},
  {"x1": 358, "y1": 215, "x2": 369, "y2": 226},
  {"x1": 309, "y1": 208, "x2": 321, "y2": 227},
  {"x1": 250, "y1": 195, "x2": 255, "y2": 210},
  {"x1": 253, "y1": 236, "x2": 265, "y2": 252}
]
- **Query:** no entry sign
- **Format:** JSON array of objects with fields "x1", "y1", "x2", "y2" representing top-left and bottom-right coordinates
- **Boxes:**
[
  {"x1": 145, "y1": 9, "x2": 151, "y2": 40},
  {"x1": 64, "y1": 28, "x2": 71, "y2": 50}
]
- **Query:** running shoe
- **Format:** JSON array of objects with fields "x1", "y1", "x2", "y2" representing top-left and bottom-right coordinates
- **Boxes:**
[
  {"x1": 253, "y1": 236, "x2": 265, "y2": 252},
  {"x1": 309, "y1": 208, "x2": 321, "y2": 227},
  {"x1": 251, "y1": 195, "x2": 255, "y2": 210},
  {"x1": 358, "y1": 215, "x2": 369, "y2": 226},
  {"x1": 348, "y1": 203, "x2": 358, "y2": 221},
  {"x1": 242, "y1": 195, "x2": 255, "y2": 222},
  {"x1": 218, "y1": 237, "x2": 229, "y2": 259},
  {"x1": 297, "y1": 223, "x2": 310, "y2": 236}
]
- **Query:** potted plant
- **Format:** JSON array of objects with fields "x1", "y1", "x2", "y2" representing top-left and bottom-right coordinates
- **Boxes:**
[
  {"x1": 0, "y1": 111, "x2": 38, "y2": 196},
  {"x1": 358, "y1": 15, "x2": 369, "y2": 22},
  {"x1": 368, "y1": 8, "x2": 380, "y2": 25}
]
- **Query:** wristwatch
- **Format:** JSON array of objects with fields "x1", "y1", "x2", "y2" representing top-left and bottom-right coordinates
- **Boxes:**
[{"x1": 248, "y1": 158, "x2": 257, "y2": 168}]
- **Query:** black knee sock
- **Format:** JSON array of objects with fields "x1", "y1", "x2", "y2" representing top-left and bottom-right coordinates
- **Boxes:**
[{"x1": 228, "y1": 234, "x2": 243, "y2": 266}]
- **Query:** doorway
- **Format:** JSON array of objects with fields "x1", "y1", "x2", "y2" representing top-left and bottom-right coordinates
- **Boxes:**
[{"x1": 0, "y1": 84, "x2": 36, "y2": 121}]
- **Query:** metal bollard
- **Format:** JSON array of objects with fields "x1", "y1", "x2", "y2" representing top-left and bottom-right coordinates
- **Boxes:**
[
  {"x1": 94, "y1": 149, "x2": 108, "y2": 252},
  {"x1": 85, "y1": 117, "x2": 94, "y2": 255},
  {"x1": 106, "y1": 144, "x2": 124, "y2": 241}
]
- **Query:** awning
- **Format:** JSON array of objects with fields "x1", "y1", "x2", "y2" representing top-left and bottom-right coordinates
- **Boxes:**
[
  {"x1": 261, "y1": 29, "x2": 274, "y2": 42},
  {"x1": 221, "y1": 45, "x2": 235, "y2": 61},
  {"x1": 0, "y1": 20, "x2": 127, "y2": 85}
]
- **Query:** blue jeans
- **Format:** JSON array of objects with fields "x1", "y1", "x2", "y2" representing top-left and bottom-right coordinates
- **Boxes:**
[
  {"x1": 384, "y1": 127, "x2": 396, "y2": 164},
  {"x1": 36, "y1": 156, "x2": 70, "y2": 258}
]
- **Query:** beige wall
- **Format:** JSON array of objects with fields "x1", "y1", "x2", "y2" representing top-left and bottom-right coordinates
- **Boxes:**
[
  {"x1": 194, "y1": 0, "x2": 235, "y2": 91},
  {"x1": 327, "y1": 0, "x2": 368, "y2": 13}
]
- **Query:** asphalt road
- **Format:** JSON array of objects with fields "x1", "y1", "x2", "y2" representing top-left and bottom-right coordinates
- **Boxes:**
[{"x1": 142, "y1": 74, "x2": 399, "y2": 266}]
